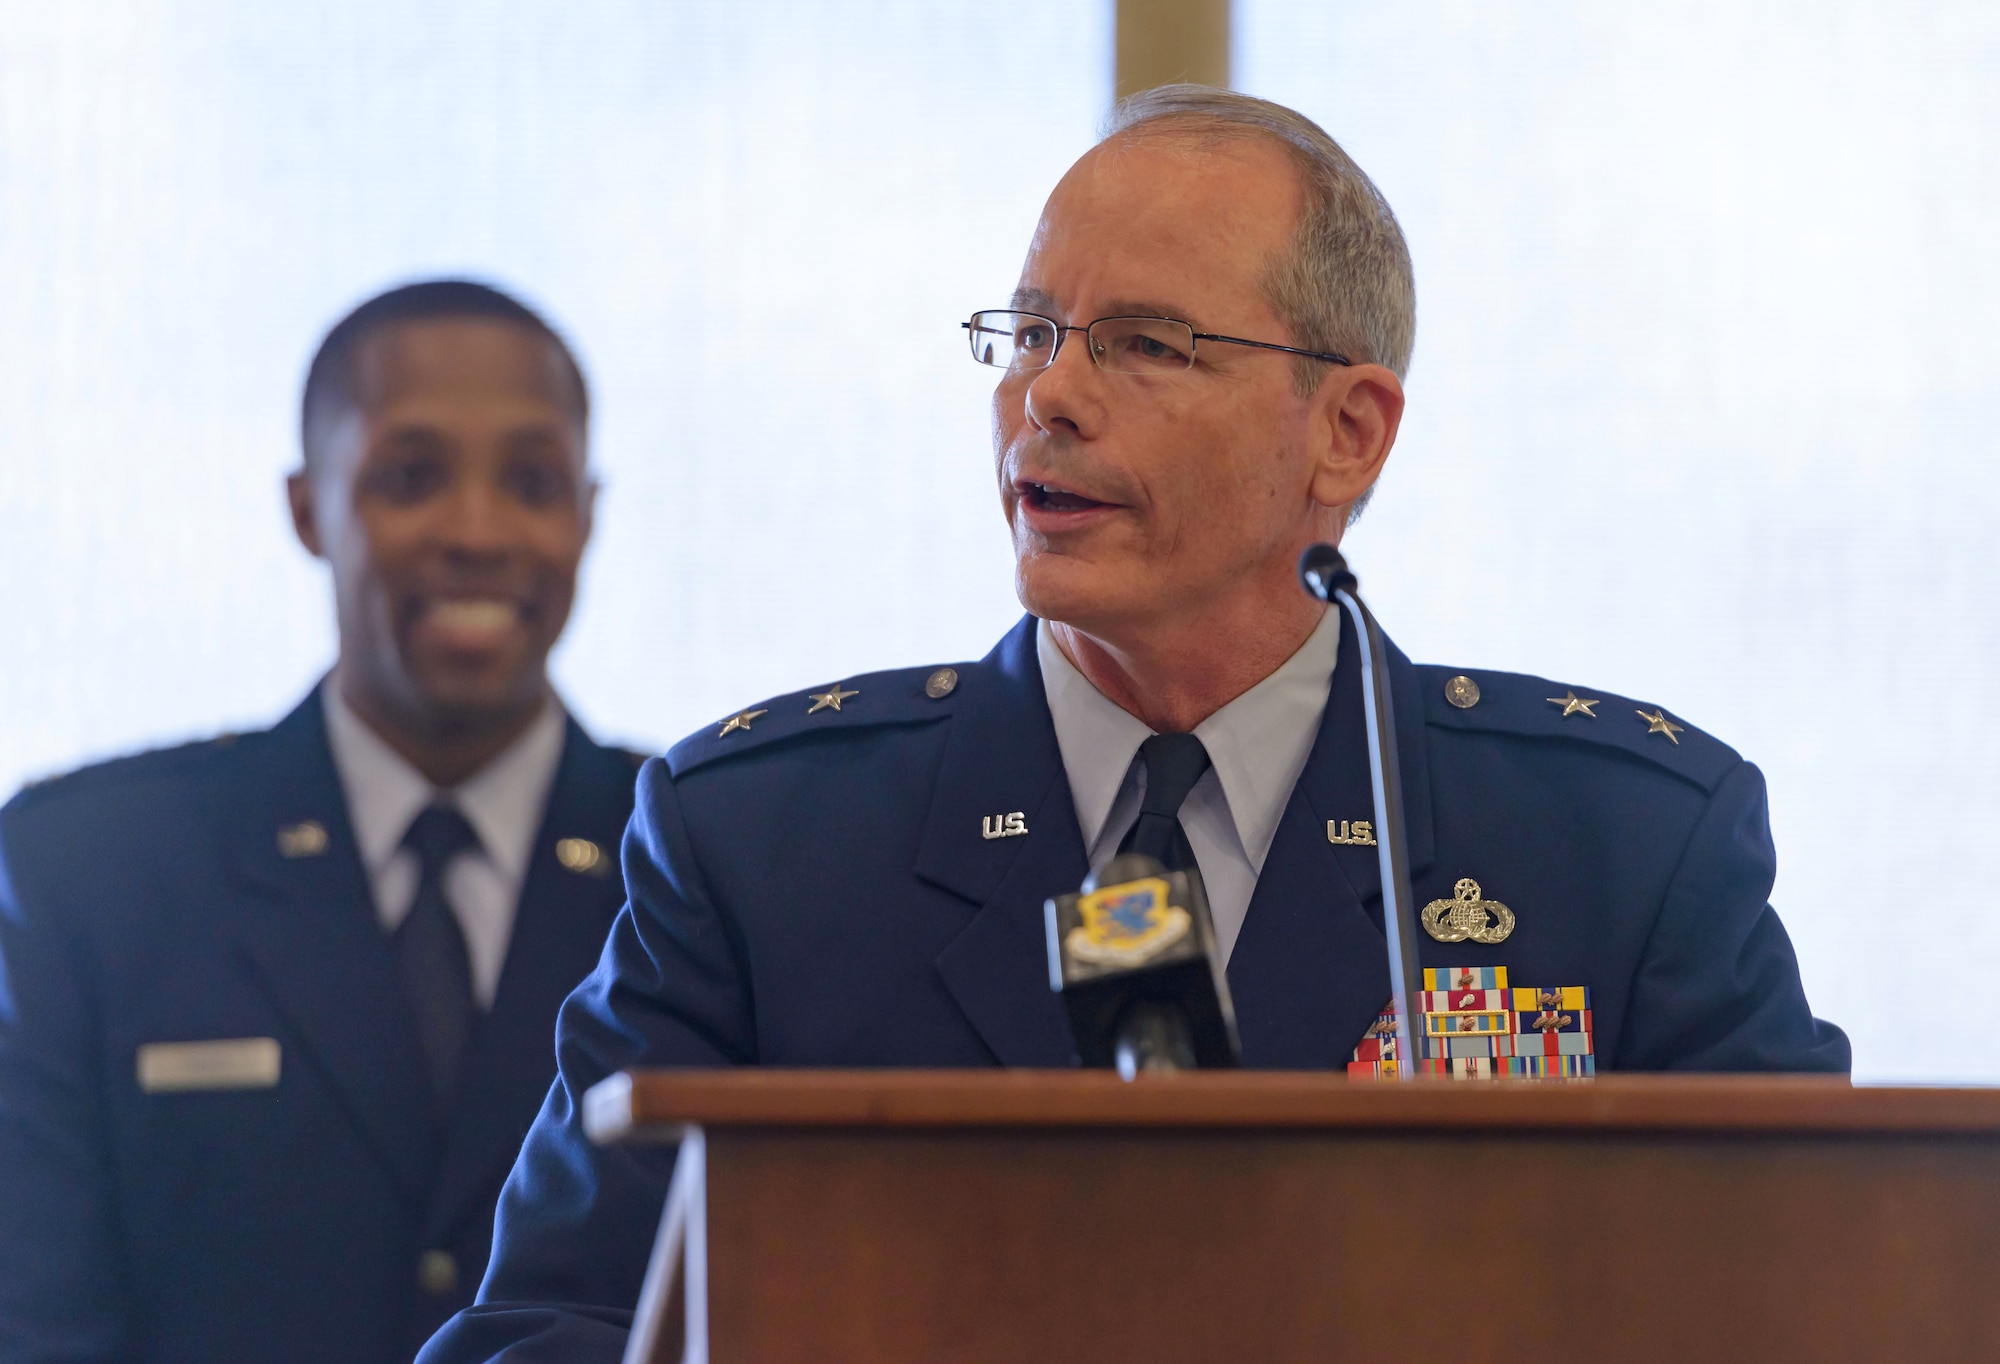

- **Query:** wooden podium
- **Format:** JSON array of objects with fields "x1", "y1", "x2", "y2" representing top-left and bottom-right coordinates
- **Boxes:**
[{"x1": 583, "y1": 1070, "x2": 2000, "y2": 1363}]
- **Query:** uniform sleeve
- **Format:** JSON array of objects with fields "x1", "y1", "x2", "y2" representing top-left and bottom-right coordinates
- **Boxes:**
[
  {"x1": 1616, "y1": 758, "x2": 1851, "y2": 1072},
  {"x1": 0, "y1": 802, "x2": 130, "y2": 1363},
  {"x1": 420, "y1": 758, "x2": 756, "y2": 1364}
]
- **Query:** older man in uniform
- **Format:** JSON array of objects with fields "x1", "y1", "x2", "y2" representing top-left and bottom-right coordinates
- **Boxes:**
[
  {"x1": 0, "y1": 281, "x2": 644, "y2": 1363},
  {"x1": 419, "y1": 89, "x2": 1847, "y2": 1363}
]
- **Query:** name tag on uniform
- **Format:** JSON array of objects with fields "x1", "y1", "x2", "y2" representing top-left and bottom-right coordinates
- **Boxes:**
[{"x1": 136, "y1": 1037, "x2": 281, "y2": 1093}]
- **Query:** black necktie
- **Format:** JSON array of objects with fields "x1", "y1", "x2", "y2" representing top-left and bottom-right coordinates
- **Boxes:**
[
  {"x1": 395, "y1": 804, "x2": 481, "y2": 1105},
  {"x1": 1118, "y1": 733, "x2": 1213, "y2": 873}
]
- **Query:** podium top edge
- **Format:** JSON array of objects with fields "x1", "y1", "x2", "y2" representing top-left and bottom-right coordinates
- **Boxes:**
[{"x1": 582, "y1": 1070, "x2": 2000, "y2": 1145}]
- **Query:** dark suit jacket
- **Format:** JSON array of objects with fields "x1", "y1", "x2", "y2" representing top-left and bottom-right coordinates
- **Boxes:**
[
  {"x1": 0, "y1": 691, "x2": 641, "y2": 1364},
  {"x1": 418, "y1": 612, "x2": 1848, "y2": 1364}
]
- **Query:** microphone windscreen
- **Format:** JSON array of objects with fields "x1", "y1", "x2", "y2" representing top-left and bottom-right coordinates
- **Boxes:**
[
  {"x1": 1297, "y1": 542, "x2": 1354, "y2": 602},
  {"x1": 1045, "y1": 858, "x2": 1241, "y2": 1070}
]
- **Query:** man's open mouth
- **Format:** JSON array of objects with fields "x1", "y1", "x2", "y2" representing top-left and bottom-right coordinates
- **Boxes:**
[
  {"x1": 1020, "y1": 480, "x2": 1112, "y2": 513},
  {"x1": 427, "y1": 599, "x2": 520, "y2": 632},
  {"x1": 410, "y1": 595, "x2": 533, "y2": 648}
]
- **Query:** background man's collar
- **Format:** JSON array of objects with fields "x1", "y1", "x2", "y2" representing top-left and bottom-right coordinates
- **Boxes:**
[{"x1": 320, "y1": 680, "x2": 566, "y2": 883}]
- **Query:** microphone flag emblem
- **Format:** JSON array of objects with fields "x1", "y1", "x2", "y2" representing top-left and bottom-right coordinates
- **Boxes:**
[{"x1": 1065, "y1": 876, "x2": 1191, "y2": 968}]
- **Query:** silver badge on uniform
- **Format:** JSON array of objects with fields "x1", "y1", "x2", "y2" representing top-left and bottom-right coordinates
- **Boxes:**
[{"x1": 1420, "y1": 878, "x2": 1516, "y2": 944}]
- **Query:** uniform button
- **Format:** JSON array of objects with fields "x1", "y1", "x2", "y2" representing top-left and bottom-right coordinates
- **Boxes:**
[
  {"x1": 925, "y1": 667, "x2": 959, "y2": 699},
  {"x1": 1444, "y1": 674, "x2": 1481, "y2": 709},
  {"x1": 556, "y1": 837, "x2": 607, "y2": 875},
  {"x1": 417, "y1": 1249, "x2": 459, "y2": 1296},
  {"x1": 276, "y1": 820, "x2": 329, "y2": 858}
]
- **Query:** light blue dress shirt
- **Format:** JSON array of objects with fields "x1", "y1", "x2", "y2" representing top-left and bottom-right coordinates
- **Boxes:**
[{"x1": 1036, "y1": 608, "x2": 1340, "y2": 962}]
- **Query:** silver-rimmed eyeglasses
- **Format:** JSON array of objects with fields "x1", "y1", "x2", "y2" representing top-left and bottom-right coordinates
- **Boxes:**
[{"x1": 963, "y1": 309, "x2": 1352, "y2": 375}]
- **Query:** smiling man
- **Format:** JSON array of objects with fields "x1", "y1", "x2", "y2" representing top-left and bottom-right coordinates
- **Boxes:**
[
  {"x1": 0, "y1": 281, "x2": 645, "y2": 1364},
  {"x1": 418, "y1": 90, "x2": 1846, "y2": 1363}
]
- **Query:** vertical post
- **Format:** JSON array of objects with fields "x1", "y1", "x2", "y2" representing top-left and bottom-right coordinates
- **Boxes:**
[
  {"x1": 1334, "y1": 591, "x2": 1425, "y2": 1081},
  {"x1": 623, "y1": 1126, "x2": 708, "y2": 1364},
  {"x1": 1297, "y1": 549, "x2": 1421, "y2": 1077},
  {"x1": 1115, "y1": 0, "x2": 1232, "y2": 100},
  {"x1": 681, "y1": 1131, "x2": 707, "y2": 1364}
]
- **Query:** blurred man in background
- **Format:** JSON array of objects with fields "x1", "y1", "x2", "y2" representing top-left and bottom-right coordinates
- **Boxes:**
[{"x1": 0, "y1": 280, "x2": 644, "y2": 1364}]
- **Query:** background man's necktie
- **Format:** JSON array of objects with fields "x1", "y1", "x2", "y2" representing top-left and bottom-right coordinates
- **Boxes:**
[
  {"x1": 395, "y1": 804, "x2": 481, "y2": 1105},
  {"x1": 1117, "y1": 733, "x2": 1213, "y2": 873}
]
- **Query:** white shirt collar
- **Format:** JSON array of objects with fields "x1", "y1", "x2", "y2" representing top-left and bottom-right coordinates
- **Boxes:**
[
  {"x1": 1192, "y1": 608, "x2": 1341, "y2": 870},
  {"x1": 321, "y1": 680, "x2": 568, "y2": 885},
  {"x1": 1037, "y1": 623, "x2": 1155, "y2": 854},
  {"x1": 1038, "y1": 608, "x2": 1340, "y2": 873}
]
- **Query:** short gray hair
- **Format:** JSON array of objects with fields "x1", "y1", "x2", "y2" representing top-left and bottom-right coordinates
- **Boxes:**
[{"x1": 1102, "y1": 85, "x2": 1416, "y2": 388}]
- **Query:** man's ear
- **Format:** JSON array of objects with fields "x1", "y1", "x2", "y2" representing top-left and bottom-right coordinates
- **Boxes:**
[
  {"x1": 287, "y1": 469, "x2": 325, "y2": 558},
  {"x1": 1308, "y1": 363, "x2": 1405, "y2": 515}
]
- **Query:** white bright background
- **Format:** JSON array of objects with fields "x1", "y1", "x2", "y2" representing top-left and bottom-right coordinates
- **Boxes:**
[
  {"x1": 2, "y1": 3, "x2": 1994, "y2": 1082},
  {"x1": 1239, "y1": 1, "x2": 2000, "y2": 1083}
]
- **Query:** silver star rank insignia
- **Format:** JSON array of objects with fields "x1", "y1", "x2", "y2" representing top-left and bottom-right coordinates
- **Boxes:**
[
  {"x1": 1546, "y1": 690, "x2": 1600, "y2": 718},
  {"x1": 806, "y1": 684, "x2": 859, "y2": 714},
  {"x1": 1636, "y1": 708, "x2": 1684, "y2": 744},
  {"x1": 717, "y1": 708, "x2": 768, "y2": 737}
]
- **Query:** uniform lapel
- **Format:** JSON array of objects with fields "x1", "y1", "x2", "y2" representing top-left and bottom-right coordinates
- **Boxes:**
[
  {"x1": 226, "y1": 690, "x2": 440, "y2": 1206},
  {"x1": 1226, "y1": 611, "x2": 1437, "y2": 1068},
  {"x1": 428, "y1": 723, "x2": 632, "y2": 1239},
  {"x1": 922, "y1": 618, "x2": 1088, "y2": 1067}
]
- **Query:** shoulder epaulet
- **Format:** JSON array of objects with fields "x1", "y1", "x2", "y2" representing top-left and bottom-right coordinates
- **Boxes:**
[
  {"x1": 1414, "y1": 664, "x2": 1741, "y2": 794},
  {"x1": 8, "y1": 730, "x2": 245, "y2": 807},
  {"x1": 666, "y1": 661, "x2": 968, "y2": 779}
]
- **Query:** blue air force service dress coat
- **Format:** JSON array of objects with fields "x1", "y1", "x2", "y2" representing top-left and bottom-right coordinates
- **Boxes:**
[
  {"x1": 417, "y1": 613, "x2": 1847, "y2": 1364},
  {"x1": 0, "y1": 691, "x2": 642, "y2": 1364}
]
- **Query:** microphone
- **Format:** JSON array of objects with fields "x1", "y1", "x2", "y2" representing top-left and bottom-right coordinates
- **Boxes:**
[
  {"x1": 1299, "y1": 543, "x2": 1425, "y2": 1081},
  {"x1": 1046, "y1": 852, "x2": 1241, "y2": 1079}
]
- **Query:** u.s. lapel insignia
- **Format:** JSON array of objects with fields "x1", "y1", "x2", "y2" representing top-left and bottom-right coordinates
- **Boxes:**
[
  {"x1": 1420, "y1": 877, "x2": 1516, "y2": 944},
  {"x1": 556, "y1": 838, "x2": 611, "y2": 877},
  {"x1": 717, "y1": 708, "x2": 768, "y2": 737},
  {"x1": 276, "y1": 820, "x2": 329, "y2": 858},
  {"x1": 1546, "y1": 690, "x2": 1599, "y2": 718},
  {"x1": 1326, "y1": 819, "x2": 1378, "y2": 846},
  {"x1": 806, "y1": 684, "x2": 859, "y2": 714},
  {"x1": 1636, "y1": 708, "x2": 1684, "y2": 744},
  {"x1": 981, "y1": 812, "x2": 1028, "y2": 840}
]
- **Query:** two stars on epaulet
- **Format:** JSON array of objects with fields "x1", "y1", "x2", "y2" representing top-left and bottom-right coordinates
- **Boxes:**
[
  {"x1": 714, "y1": 667, "x2": 961, "y2": 738},
  {"x1": 716, "y1": 684, "x2": 854, "y2": 737},
  {"x1": 1544, "y1": 687, "x2": 1683, "y2": 743},
  {"x1": 1543, "y1": 687, "x2": 1683, "y2": 744},
  {"x1": 1452, "y1": 675, "x2": 1685, "y2": 745}
]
